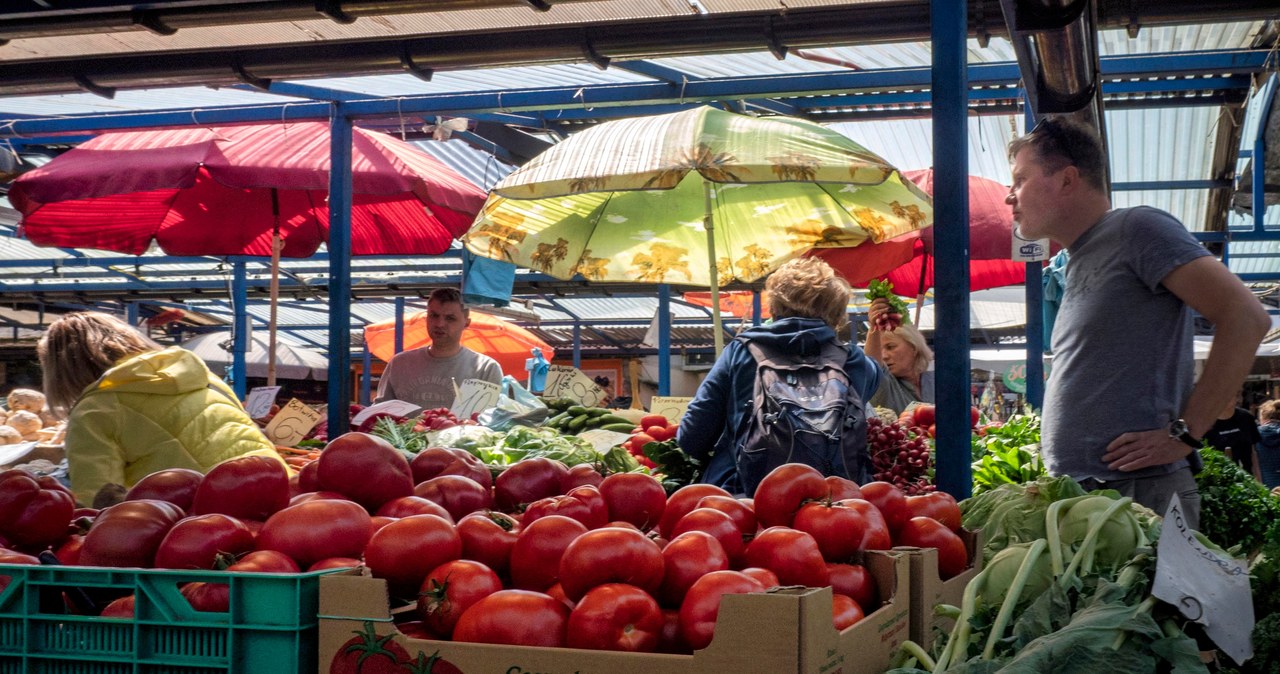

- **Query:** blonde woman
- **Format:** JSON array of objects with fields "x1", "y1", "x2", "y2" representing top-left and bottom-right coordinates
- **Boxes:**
[
  {"x1": 677, "y1": 258, "x2": 880, "y2": 495},
  {"x1": 865, "y1": 298, "x2": 935, "y2": 414},
  {"x1": 39, "y1": 312, "x2": 279, "y2": 506}
]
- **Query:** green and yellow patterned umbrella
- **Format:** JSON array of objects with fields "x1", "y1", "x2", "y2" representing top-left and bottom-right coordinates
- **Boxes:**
[{"x1": 463, "y1": 106, "x2": 933, "y2": 353}]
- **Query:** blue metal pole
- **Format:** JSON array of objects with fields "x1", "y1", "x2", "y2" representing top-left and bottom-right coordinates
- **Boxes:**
[
  {"x1": 125, "y1": 302, "x2": 139, "y2": 327},
  {"x1": 1254, "y1": 75, "x2": 1277, "y2": 234},
  {"x1": 931, "y1": 0, "x2": 972, "y2": 498},
  {"x1": 1022, "y1": 107, "x2": 1045, "y2": 411},
  {"x1": 394, "y1": 296, "x2": 406, "y2": 355},
  {"x1": 361, "y1": 342, "x2": 373, "y2": 405},
  {"x1": 658, "y1": 284, "x2": 671, "y2": 396},
  {"x1": 326, "y1": 108, "x2": 354, "y2": 437},
  {"x1": 752, "y1": 290, "x2": 762, "y2": 327},
  {"x1": 231, "y1": 258, "x2": 249, "y2": 399},
  {"x1": 573, "y1": 322, "x2": 582, "y2": 369}
]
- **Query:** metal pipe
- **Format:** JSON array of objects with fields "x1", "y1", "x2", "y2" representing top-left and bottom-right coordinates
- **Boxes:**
[{"x1": 325, "y1": 108, "x2": 354, "y2": 438}]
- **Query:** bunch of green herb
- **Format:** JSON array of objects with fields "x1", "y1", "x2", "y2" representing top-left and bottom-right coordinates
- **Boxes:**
[
  {"x1": 643, "y1": 440, "x2": 703, "y2": 494},
  {"x1": 867, "y1": 279, "x2": 911, "y2": 329},
  {"x1": 370, "y1": 415, "x2": 430, "y2": 454},
  {"x1": 970, "y1": 414, "x2": 1046, "y2": 495},
  {"x1": 1195, "y1": 447, "x2": 1280, "y2": 556}
]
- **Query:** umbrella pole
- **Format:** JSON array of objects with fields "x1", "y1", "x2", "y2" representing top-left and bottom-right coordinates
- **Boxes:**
[
  {"x1": 268, "y1": 189, "x2": 281, "y2": 387},
  {"x1": 704, "y1": 182, "x2": 725, "y2": 357}
]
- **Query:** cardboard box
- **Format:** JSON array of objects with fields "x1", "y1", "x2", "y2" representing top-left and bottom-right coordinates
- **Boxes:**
[
  {"x1": 897, "y1": 528, "x2": 985, "y2": 650},
  {"x1": 318, "y1": 551, "x2": 910, "y2": 674}
]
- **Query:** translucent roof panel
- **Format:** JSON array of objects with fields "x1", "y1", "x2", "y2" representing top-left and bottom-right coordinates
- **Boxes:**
[
  {"x1": 302, "y1": 64, "x2": 653, "y2": 98},
  {"x1": 826, "y1": 115, "x2": 1019, "y2": 185},
  {"x1": 0, "y1": 87, "x2": 302, "y2": 117}
]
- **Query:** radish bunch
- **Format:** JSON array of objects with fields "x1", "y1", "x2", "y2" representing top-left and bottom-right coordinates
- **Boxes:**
[{"x1": 866, "y1": 416, "x2": 934, "y2": 495}]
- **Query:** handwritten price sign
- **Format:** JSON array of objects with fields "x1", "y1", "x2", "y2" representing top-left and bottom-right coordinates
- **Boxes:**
[
  {"x1": 544, "y1": 365, "x2": 607, "y2": 408},
  {"x1": 649, "y1": 396, "x2": 693, "y2": 423},
  {"x1": 451, "y1": 379, "x2": 502, "y2": 420},
  {"x1": 263, "y1": 398, "x2": 323, "y2": 447}
]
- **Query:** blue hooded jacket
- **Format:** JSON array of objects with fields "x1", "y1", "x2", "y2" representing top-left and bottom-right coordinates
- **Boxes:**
[{"x1": 676, "y1": 317, "x2": 880, "y2": 494}]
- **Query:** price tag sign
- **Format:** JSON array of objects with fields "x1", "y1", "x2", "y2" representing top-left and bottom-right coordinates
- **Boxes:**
[
  {"x1": 543, "y1": 365, "x2": 606, "y2": 408},
  {"x1": 244, "y1": 386, "x2": 281, "y2": 420},
  {"x1": 451, "y1": 379, "x2": 502, "y2": 420},
  {"x1": 649, "y1": 396, "x2": 693, "y2": 423},
  {"x1": 1152, "y1": 496, "x2": 1253, "y2": 665},
  {"x1": 351, "y1": 400, "x2": 424, "y2": 427},
  {"x1": 263, "y1": 398, "x2": 324, "y2": 447},
  {"x1": 577, "y1": 429, "x2": 633, "y2": 454}
]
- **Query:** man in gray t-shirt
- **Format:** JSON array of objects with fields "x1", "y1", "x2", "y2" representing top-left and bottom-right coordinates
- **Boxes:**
[
  {"x1": 1006, "y1": 117, "x2": 1268, "y2": 527},
  {"x1": 375, "y1": 288, "x2": 503, "y2": 410}
]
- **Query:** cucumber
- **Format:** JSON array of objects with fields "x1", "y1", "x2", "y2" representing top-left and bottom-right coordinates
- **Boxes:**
[
  {"x1": 595, "y1": 414, "x2": 636, "y2": 427},
  {"x1": 600, "y1": 423, "x2": 637, "y2": 433},
  {"x1": 566, "y1": 413, "x2": 591, "y2": 431},
  {"x1": 544, "y1": 411, "x2": 571, "y2": 428},
  {"x1": 586, "y1": 407, "x2": 612, "y2": 417},
  {"x1": 566, "y1": 405, "x2": 591, "y2": 416}
]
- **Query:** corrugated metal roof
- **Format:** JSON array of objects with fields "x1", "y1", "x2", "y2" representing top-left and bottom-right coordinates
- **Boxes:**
[
  {"x1": 826, "y1": 114, "x2": 1018, "y2": 184},
  {"x1": 411, "y1": 139, "x2": 514, "y2": 190}
]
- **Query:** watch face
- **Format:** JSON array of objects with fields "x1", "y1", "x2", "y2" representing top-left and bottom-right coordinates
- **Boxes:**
[{"x1": 1170, "y1": 420, "x2": 1189, "y2": 437}]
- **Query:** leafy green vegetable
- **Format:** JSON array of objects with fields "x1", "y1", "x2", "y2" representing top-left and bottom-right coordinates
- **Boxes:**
[
  {"x1": 1195, "y1": 447, "x2": 1280, "y2": 555},
  {"x1": 960, "y1": 475, "x2": 1087, "y2": 564},
  {"x1": 867, "y1": 279, "x2": 911, "y2": 324},
  {"x1": 369, "y1": 416, "x2": 430, "y2": 453},
  {"x1": 643, "y1": 440, "x2": 703, "y2": 494},
  {"x1": 970, "y1": 415, "x2": 1046, "y2": 495}
]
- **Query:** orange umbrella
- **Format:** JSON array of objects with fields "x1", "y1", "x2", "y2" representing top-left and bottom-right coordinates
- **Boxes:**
[
  {"x1": 682, "y1": 291, "x2": 773, "y2": 320},
  {"x1": 364, "y1": 311, "x2": 554, "y2": 377}
]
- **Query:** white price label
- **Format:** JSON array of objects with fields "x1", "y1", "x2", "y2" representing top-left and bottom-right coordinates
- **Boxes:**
[
  {"x1": 1152, "y1": 496, "x2": 1253, "y2": 665},
  {"x1": 450, "y1": 379, "x2": 502, "y2": 421},
  {"x1": 649, "y1": 396, "x2": 693, "y2": 424},
  {"x1": 543, "y1": 365, "x2": 607, "y2": 408},
  {"x1": 576, "y1": 429, "x2": 633, "y2": 454},
  {"x1": 244, "y1": 386, "x2": 281, "y2": 420},
  {"x1": 263, "y1": 398, "x2": 324, "y2": 447},
  {"x1": 351, "y1": 400, "x2": 424, "y2": 427}
]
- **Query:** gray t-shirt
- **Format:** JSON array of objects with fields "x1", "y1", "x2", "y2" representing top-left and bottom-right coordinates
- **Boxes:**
[
  {"x1": 374, "y1": 346, "x2": 503, "y2": 410},
  {"x1": 1041, "y1": 206, "x2": 1210, "y2": 481}
]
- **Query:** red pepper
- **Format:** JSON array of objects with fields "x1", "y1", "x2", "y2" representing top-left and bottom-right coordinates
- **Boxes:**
[{"x1": 0, "y1": 469, "x2": 76, "y2": 550}]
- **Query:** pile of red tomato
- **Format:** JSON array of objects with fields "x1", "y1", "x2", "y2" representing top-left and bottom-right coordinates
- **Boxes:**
[
  {"x1": 621, "y1": 413, "x2": 679, "y2": 469},
  {"x1": 0, "y1": 435, "x2": 969, "y2": 661}
]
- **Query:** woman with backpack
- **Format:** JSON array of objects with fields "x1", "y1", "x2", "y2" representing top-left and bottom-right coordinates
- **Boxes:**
[{"x1": 676, "y1": 257, "x2": 881, "y2": 496}]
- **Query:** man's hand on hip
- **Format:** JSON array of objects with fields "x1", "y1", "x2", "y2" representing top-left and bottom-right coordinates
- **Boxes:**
[{"x1": 1102, "y1": 429, "x2": 1192, "y2": 472}]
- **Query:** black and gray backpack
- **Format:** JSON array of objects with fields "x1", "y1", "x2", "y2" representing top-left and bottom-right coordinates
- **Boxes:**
[{"x1": 735, "y1": 338, "x2": 870, "y2": 496}]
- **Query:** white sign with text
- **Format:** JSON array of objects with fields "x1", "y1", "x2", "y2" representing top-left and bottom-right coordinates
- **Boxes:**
[
  {"x1": 244, "y1": 386, "x2": 282, "y2": 420},
  {"x1": 649, "y1": 396, "x2": 694, "y2": 424},
  {"x1": 450, "y1": 379, "x2": 503, "y2": 421},
  {"x1": 262, "y1": 398, "x2": 324, "y2": 447},
  {"x1": 543, "y1": 365, "x2": 607, "y2": 408},
  {"x1": 350, "y1": 400, "x2": 424, "y2": 427}
]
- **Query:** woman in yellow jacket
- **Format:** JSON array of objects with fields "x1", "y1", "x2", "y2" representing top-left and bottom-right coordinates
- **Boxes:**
[{"x1": 39, "y1": 312, "x2": 281, "y2": 506}]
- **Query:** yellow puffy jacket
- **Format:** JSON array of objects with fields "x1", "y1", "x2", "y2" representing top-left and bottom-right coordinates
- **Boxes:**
[{"x1": 65, "y1": 346, "x2": 280, "y2": 505}]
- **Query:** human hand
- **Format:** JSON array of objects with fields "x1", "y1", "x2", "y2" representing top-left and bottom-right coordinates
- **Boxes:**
[
  {"x1": 1101, "y1": 429, "x2": 1193, "y2": 472},
  {"x1": 868, "y1": 298, "x2": 901, "y2": 332}
]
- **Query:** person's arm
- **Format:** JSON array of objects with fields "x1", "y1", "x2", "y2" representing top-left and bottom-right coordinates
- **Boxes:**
[
  {"x1": 864, "y1": 298, "x2": 891, "y2": 362},
  {"x1": 1103, "y1": 257, "x2": 1270, "y2": 472},
  {"x1": 64, "y1": 402, "x2": 126, "y2": 506},
  {"x1": 373, "y1": 357, "x2": 396, "y2": 403},
  {"x1": 676, "y1": 348, "x2": 738, "y2": 463}
]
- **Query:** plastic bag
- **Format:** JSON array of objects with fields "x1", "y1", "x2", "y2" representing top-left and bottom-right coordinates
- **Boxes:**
[{"x1": 477, "y1": 376, "x2": 550, "y2": 431}]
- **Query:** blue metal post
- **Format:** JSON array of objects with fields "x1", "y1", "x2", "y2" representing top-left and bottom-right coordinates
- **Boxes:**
[
  {"x1": 1022, "y1": 108, "x2": 1045, "y2": 411},
  {"x1": 658, "y1": 284, "x2": 671, "y2": 396},
  {"x1": 361, "y1": 342, "x2": 373, "y2": 405},
  {"x1": 231, "y1": 259, "x2": 249, "y2": 399},
  {"x1": 326, "y1": 108, "x2": 354, "y2": 437},
  {"x1": 394, "y1": 296, "x2": 406, "y2": 354},
  {"x1": 572, "y1": 322, "x2": 582, "y2": 368},
  {"x1": 931, "y1": 0, "x2": 972, "y2": 498},
  {"x1": 1254, "y1": 75, "x2": 1277, "y2": 234},
  {"x1": 752, "y1": 290, "x2": 762, "y2": 327},
  {"x1": 125, "y1": 302, "x2": 139, "y2": 327}
]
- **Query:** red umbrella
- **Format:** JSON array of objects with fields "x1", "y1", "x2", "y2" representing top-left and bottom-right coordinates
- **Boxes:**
[
  {"x1": 815, "y1": 169, "x2": 1028, "y2": 293},
  {"x1": 10, "y1": 122, "x2": 487, "y2": 384}
]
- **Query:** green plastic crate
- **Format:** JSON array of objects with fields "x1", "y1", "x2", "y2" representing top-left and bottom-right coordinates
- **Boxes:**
[{"x1": 0, "y1": 563, "x2": 345, "y2": 674}]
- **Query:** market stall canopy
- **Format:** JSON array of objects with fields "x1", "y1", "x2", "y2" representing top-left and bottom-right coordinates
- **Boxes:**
[
  {"x1": 363, "y1": 310, "x2": 555, "y2": 378},
  {"x1": 182, "y1": 330, "x2": 328, "y2": 381}
]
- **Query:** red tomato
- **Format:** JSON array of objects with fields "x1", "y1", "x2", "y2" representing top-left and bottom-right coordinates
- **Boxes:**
[
  {"x1": 395, "y1": 620, "x2": 440, "y2": 640},
  {"x1": 369, "y1": 516, "x2": 396, "y2": 535},
  {"x1": 153, "y1": 514, "x2": 254, "y2": 570},
  {"x1": 289, "y1": 491, "x2": 346, "y2": 507},
  {"x1": 452, "y1": 589, "x2": 569, "y2": 647},
  {"x1": 561, "y1": 464, "x2": 604, "y2": 490},
  {"x1": 329, "y1": 621, "x2": 412, "y2": 674},
  {"x1": 658, "y1": 484, "x2": 731, "y2": 538},
  {"x1": 99, "y1": 595, "x2": 136, "y2": 618},
  {"x1": 374, "y1": 495, "x2": 452, "y2": 521},
  {"x1": 410, "y1": 447, "x2": 493, "y2": 490},
  {"x1": 255, "y1": 499, "x2": 371, "y2": 569},
  {"x1": 413, "y1": 475, "x2": 492, "y2": 521},
  {"x1": 906, "y1": 492, "x2": 962, "y2": 532},
  {"x1": 0, "y1": 469, "x2": 76, "y2": 550},
  {"x1": 743, "y1": 527, "x2": 830, "y2": 588},
  {"x1": 897, "y1": 517, "x2": 969, "y2": 579},
  {"x1": 831, "y1": 593, "x2": 866, "y2": 630},
  {"x1": 558, "y1": 527, "x2": 665, "y2": 601},
  {"x1": 183, "y1": 549, "x2": 299, "y2": 612},
  {"x1": 671, "y1": 508, "x2": 744, "y2": 562},
  {"x1": 825, "y1": 476, "x2": 863, "y2": 501},
  {"x1": 494, "y1": 458, "x2": 569, "y2": 512},
  {"x1": 124, "y1": 468, "x2": 204, "y2": 512},
  {"x1": 599, "y1": 473, "x2": 667, "y2": 531},
  {"x1": 658, "y1": 531, "x2": 729, "y2": 607},
  {"x1": 658, "y1": 608, "x2": 690, "y2": 654},
  {"x1": 793, "y1": 501, "x2": 873, "y2": 563},
  {"x1": 457, "y1": 510, "x2": 520, "y2": 578},
  {"x1": 317, "y1": 433, "x2": 415, "y2": 512},
  {"x1": 827, "y1": 563, "x2": 878, "y2": 612},
  {"x1": 364, "y1": 514, "x2": 461, "y2": 600},
  {"x1": 752, "y1": 464, "x2": 829, "y2": 528},
  {"x1": 564, "y1": 484, "x2": 610, "y2": 529},
  {"x1": 190, "y1": 455, "x2": 290, "y2": 522},
  {"x1": 911, "y1": 404, "x2": 937, "y2": 429},
  {"x1": 0, "y1": 549, "x2": 39, "y2": 593},
  {"x1": 645, "y1": 425, "x2": 675, "y2": 442},
  {"x1": 834, "y1": 498, "x2": 893, "y2": 550},
  {"x1": 627, "y1": 432, "x2": 656, "y2": 454},
  {"x1": 509, "y1": 515, "x2": 587, "y2": 591},
  {"x1": 970, "y1": 406, "x2": 981, "y2": 427},
  {"x1": 691, "y1": 495, "x2": 756, "y2": 535},
  {"x1": 568, "y1": 583, "x2": 664, "y2": 652},
  {"x1": 546, "y1": 582, "x2": 575, "y2": 610},
  {"x1": 53, "y1": 534, "x2": 84, "y2": 565},
  {"x1": 639, "y1": 414, "x2": 670, "y2": 429},
  {"x1": 80, "y1": 499, "x2": 185, "y2": 568},
  {"x1": 417, "y1": 559, "x2": 503, "y2": 637},
  {"x1": 523, "y1": 493, "x2": 601, "y2": 530},
  {"x1": 296, "y1": 461, "x2": 321, "y2": 493},
  {"x1": 308, "y1": 557, "x2": 362, "y2": 571},
  {"x1": 739, "y1": 567, "x2": 780, "y2": 588},
  {"x1": 860, "y1": 482, "x2": 911, "y2": 532},
  {"x1": 678, "y1": 570, "x2": 766, "y2": 650}
]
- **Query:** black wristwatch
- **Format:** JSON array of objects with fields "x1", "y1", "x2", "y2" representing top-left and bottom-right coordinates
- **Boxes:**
[{"x1": 1169, "y1": 418, "x2": 1201, "y2": 449}]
